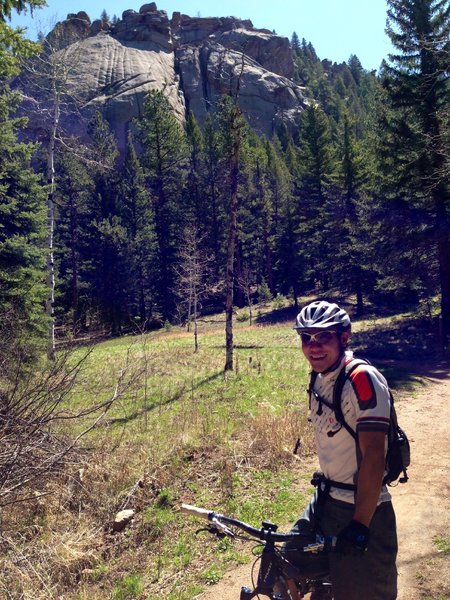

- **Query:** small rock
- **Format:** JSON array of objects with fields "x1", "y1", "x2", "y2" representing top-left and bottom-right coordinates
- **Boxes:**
[{"x1": 113, "y1": 509, "x2": 135, "y2": 532}]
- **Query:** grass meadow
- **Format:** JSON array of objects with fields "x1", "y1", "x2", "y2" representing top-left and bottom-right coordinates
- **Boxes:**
[{"x1": 0, "y1": 300, "x2": 436, "y2": 599}]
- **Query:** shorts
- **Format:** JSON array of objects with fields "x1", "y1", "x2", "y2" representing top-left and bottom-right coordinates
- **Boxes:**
[{"x1": 282, "y1": 492, "x2": 398, "y2": 600}]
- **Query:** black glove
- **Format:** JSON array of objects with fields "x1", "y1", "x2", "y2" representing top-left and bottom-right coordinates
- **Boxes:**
[{"x1": 336, "y1": 519, "x2": 370, "y2": 555}]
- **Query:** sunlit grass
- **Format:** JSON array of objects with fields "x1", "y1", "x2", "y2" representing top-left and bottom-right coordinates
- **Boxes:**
[{"x1": 4, "y1": 301, "x2": 437, "y2": 600}]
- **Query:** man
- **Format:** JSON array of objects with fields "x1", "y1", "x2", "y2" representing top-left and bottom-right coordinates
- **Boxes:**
[{"x1": 283, "y1": 300, "x2": 397, "y2": 600}]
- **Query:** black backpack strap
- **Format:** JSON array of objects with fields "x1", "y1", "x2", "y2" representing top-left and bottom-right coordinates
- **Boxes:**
[
  {"x1": 308, "y1": 370, "x2": 335, "y2": 415},
  {"x1": 308, "y1": 370, "x2": 318, "y2": 411}
]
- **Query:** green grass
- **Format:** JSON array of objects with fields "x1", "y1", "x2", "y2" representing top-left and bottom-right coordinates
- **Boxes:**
[
  {"x1": 112, "y1": 574, "x2": 144, "y2": 599},
  {"x1": 8, "y1": 301, "x2": 436, "y2": 600},
  {"x1": 433, "y1": 536, "x2": 450, "y2": 555}
]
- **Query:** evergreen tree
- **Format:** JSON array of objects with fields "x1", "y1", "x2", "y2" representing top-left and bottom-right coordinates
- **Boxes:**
[
  {"x1": 185, "y1": 110, "x2": 205, "y2": 226},
  {"x1": 215, "y1": 95, "x2": 245, "y2": 371},
  {"x1": 237, "y1": 133, "x2": 272, "y2": 294},
  {"x1": 85, "y1": 111, "x2": 126, "y2": 334},
  {"x1": 334, "y1": 110, "x2": 374, "y2": 313},
  {"x1": 100, "y1": 9, "x2": 110, "y2": 22},
  {"x1": 296, "y1": 104, "x2": 338, "y2": 290},
  {"x1": 117, "y1": 133, "x2": 157, "y2": 326},
  {"x1": 0, "y1": 0, "x2": 47, "y2": 363},
  {"x1": 291, "y1": 31, "x2": 301, "y2": 54},
  {"x1": 0, "y1": 86, "x2": 47, "y2": 359},
  {"x1": 53, "y1": 150, "x2": 94, "y2": 330},
  {"x1": 0, "y1": 0, "x2": 45, "y2": 21},
  {"x1": 202, "y1": 113, "x2": 224, "y2": 268},
  {"x1": 138, "y1": 90, "x2": 188, "y2": 320},
  {"x1": 381, "y1": 0, "x2": 450, "y2": 331}
]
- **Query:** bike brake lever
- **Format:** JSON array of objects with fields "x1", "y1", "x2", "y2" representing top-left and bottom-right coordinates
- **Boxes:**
[
  {"x1": 195, "y1": 522, "x2": 235, "y2": 539},
  {"x1": 211, "y1": 517, "x2": 236, "y2": 538},
  {"x1": 195, "y1": 525, "x2": 226, "y2": 538}
]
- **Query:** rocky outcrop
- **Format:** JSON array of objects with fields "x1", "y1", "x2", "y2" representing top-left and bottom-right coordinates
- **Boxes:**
[
  {"x1": 176, "y1": 43, "x2": 305, "y2": 137},
  {"x1": 18, "y1": 4, "x2": 308, "y2": 152},
  {"x1": 45, "y1": 11, "x2": 92, "y2": 50},
  {"x1": 59, "y1": 34, "x2": 185, "y2": 151}
]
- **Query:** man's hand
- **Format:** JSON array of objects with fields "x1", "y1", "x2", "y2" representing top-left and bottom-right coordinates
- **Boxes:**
[{"x1": 336, "y1": 519, "x2": 370, "y2": 555}]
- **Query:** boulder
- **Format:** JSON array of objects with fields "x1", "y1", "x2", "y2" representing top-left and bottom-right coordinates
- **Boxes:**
[
  {"x1": 139, "y1": 3, "x2": 158, "y2": 12},
  {"x1": 45, "y1": 13, "x2": 91, "y2": 50}
]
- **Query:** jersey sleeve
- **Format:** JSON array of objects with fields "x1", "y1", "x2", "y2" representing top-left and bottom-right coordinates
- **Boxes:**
[{"x1": 347, "y1": 365, "x2": 391, "y2": 433}]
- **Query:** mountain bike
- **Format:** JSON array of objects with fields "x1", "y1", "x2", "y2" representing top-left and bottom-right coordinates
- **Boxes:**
[{"x1": 181, "y1": 503, "x2": 336, "y2": 599}]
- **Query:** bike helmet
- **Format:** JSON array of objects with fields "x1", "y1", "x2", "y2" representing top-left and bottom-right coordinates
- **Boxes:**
[{"x1": 293, "y1": 300, "x2": 351, "y2": 331}]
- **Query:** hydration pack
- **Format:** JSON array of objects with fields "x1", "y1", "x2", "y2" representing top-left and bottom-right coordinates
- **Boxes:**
[{"x1": 309, "y1": 358, "x2": 410, "y2": 487}]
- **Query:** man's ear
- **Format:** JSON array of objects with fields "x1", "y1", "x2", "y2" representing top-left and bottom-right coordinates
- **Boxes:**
[{"x1": 341, "y1": 331, "x2": 351, "y2": 347}]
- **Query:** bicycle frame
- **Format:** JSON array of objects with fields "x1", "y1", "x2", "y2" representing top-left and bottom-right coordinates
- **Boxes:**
[{"x1": 181, "y1": 504, "x2": 334, "y2": 600}]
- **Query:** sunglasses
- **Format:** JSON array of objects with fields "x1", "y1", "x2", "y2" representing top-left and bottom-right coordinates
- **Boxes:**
[{"x1": 299, "y1": 330, "x2": 337, "y2": 345}]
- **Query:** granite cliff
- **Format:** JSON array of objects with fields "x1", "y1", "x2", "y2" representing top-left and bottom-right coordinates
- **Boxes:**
[{"x1": 20, "y1": 3, "x2": 308, "y2": 151}]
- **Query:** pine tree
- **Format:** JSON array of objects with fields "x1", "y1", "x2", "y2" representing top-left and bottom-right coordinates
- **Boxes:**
[
  {"x1": 202, "y1": 113, "x2": 223, "y2": 268},
  {"x1": 53, "y1": 149, "x2": 94, "y2": 331},
  {"x1": 138, "y1": 90, "x2": 188, "y2": 320},
  {"x1": 381, "y1": 0, "x2": 450, "y2": 332},
  {"x1": 296, "y1": 104, "x2": 338, "y2": 290},
  {"x1": 291, "y1": 31, "x2": 301, "y2": 54},
  {"x1": 84, "y1": 111, "x2": 125, "y2": 334},
  {"x1": 0, "y1": 0, "x2": 47, "y2": 363},
  {"x1": 0, "y1": 0, "x2": 45, "y2": 21},
  {"x1": 215, "y1": 95, "x2": 245, "y2": 371},
  {"x1": 117, "y1": 133, "x2": 157, "y2": 327},
  {"x1": 265, "y1": 139, "x2": 292, "y2": 294},
  {"x1": 185, "y1": 111, "x2": 205, "y2": 226},
  {"x1": 0, "y1": 86, "x2": 47, "y2": 360},
  {"x1": 334, "y1": 110, "x2": 374, "y2": 313}
]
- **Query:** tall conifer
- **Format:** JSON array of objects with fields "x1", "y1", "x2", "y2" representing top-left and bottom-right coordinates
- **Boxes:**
[
  {"x1": 381, "y1": 0, "x2": 450, "y2": 331},
  {"x1": 138, "y1": 90, "x2": 188, "y2": 320}
]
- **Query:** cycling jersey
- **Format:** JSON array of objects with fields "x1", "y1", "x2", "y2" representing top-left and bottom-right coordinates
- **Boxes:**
[{"x1": 309, "y1": 351, "x2": 392, "y2": 504}]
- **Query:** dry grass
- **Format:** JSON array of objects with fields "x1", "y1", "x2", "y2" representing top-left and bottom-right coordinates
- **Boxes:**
[{"x1": 1, "y1": 303, "x2": 435, "y2": 599}]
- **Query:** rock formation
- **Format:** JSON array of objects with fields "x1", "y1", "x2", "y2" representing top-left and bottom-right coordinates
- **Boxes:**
[{"x1": 18, "y1": 4, "x2": 308, "y2": 152}]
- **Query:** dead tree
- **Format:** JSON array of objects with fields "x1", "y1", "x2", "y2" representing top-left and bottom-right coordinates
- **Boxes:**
[
  {"x1": 17, "y1": 34, "x2": 106, "y2": 355},
  {"x1": 175, "y1": 226, "x2": 212, "y2": 353}
]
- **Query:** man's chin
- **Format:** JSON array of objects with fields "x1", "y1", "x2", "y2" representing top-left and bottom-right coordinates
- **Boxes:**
[{"x1": 309, "y1": 357, "x2": 328, "y2": 371}]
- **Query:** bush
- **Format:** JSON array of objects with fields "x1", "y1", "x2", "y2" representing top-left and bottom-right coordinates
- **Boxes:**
[
  {"x1": 258, "y1": 280, "x2": 273, "y2": 304},
  {"x1": 236, "y1": 310, "x2": 249, "y2": 322},
  {"x1": 273, "y1": 293, "x2": 287, "y2": 310}
]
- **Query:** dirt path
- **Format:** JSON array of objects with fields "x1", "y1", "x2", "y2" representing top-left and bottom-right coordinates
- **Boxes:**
[{"x1": 199, "y1": 360, "x2": 450, "y2": 600}]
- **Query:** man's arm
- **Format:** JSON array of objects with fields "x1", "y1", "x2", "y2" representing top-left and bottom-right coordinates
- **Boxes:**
[{"x1": 353, "y1": 430, "x2": 386, "y2": 527}]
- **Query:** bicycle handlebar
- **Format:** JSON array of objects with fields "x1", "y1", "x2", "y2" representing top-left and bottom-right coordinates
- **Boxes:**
[{"x1": 181, "y1": 503, "x2": 336, "y2": 550}]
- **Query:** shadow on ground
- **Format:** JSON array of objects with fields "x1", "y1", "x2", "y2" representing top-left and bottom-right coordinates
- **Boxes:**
[{"x1": 256, "y1": 304, "x2": 450, "y2": 389}]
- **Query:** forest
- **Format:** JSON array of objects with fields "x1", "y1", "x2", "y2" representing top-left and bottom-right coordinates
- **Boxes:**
[
  {"x1": 1, "y1": 0, "x2": 449, "y2": 361},
  {"x1": 0, "y1": 1, "x2": 449, "y2": 598}
]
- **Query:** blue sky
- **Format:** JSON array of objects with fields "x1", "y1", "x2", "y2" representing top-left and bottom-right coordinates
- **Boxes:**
[{"x1": 11, "y1": 0, "x2": 392, "y2": 71}]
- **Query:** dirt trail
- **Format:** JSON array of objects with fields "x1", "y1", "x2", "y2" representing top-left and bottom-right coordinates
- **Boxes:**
[{"x1": 199, "y1": 360, "x2": 450, "y2": 600}]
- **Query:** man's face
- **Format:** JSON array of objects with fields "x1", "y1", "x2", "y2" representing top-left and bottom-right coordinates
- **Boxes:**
[{"x1": 300, "y1": 328, "x2": 349, "y2": 373}]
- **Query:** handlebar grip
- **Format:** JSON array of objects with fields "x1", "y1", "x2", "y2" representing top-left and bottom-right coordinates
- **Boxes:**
[{"x1": 181, "y1": 503, "x2": 213, "y2": 520}]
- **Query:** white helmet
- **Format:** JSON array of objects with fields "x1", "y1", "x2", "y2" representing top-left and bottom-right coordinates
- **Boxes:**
[{"x1": 294, "y1": 301, "x2": 351, "y2": 331}]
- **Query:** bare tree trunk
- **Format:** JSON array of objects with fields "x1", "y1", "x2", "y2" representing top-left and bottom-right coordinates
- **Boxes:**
[
  {"x1": 69, "y1": 197, "x2": 80, "y2": 331},
  {"x1": 224, "y1": 105, "x2": 241, "y2": 371},
  {"x1": 193, "y1": 284, "x2": 199, "y2": 353},
  {"x1": 46, "y1": 88, "x2": 59, "y2": 360}
]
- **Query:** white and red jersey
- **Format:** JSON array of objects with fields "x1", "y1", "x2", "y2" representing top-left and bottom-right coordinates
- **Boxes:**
[{"x1": 309, "y1": 350, "x2": 392, "y2": 504}]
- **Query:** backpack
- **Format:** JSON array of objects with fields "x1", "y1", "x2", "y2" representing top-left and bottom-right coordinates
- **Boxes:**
[{"x1": 309, "y1": 358, "x2": 410, "y2": 487}]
